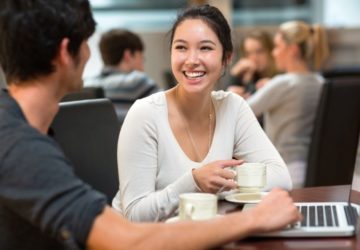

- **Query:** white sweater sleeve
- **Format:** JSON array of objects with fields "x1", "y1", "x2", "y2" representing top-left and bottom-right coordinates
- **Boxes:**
[
  {"x1": 232, "y1": 94, "x2": 292, "y2": 190},
  {"x1": 115, "y1": 99, "x2": 198, "y2": 222}
]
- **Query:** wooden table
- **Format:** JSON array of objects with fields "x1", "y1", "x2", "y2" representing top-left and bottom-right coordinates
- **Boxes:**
[{"x1": 217, "y1": 185, "x2": 360, "y2": 250}]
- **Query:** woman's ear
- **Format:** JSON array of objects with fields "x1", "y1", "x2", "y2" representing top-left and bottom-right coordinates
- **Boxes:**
[
  {"x1": 289, "y1": 43, "x2": 301, "y2": 59},
  {"x1": 225, "y1": 52, "x2": 234, "y2": 67}
]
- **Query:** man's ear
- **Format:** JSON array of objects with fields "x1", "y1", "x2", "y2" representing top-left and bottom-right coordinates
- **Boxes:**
[
  {"x1": 55, "y1": 38, "x2": 72, "y2": 66},
  {"x1": 122, "y1": 49, "x2": 132, "y2": 63}
]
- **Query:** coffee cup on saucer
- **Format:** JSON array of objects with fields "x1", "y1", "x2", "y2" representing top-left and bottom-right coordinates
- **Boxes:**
[{"x1": 235, "y1": 162, "x2": 266, "y2": 193}]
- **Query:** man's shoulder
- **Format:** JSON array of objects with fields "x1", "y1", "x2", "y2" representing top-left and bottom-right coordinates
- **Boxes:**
[
  {"x1": 86, "y1": 70, "x2": 155, "y2": 88},
  {"x1": 0, "y1": 104, "x2": 57, "y2": 163},
  {"x1": 85, "y1": 70, "x2": 160, "y2": 101}
]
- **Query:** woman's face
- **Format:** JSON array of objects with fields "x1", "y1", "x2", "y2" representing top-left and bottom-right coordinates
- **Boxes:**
[
  {"x1": 272, "y1": 33, "x2": 290, "y2": 71},
  {"x1": 243, "y1": 38, "x2": 269, "y2": 73},
  {"x1": 171, "y1": 19, "x2": 223, "y2": 94}
]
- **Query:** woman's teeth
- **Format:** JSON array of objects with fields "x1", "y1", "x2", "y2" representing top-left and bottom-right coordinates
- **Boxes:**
[{"x1": 184, "y1": 71, "x2": 205, "y2": 78}]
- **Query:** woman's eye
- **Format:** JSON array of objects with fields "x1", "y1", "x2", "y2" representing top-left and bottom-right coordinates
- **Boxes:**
[
  {"x1": 175, "y1": 45, "x2": 186, "y2": 50},
  {"x1": 201, "y1": 46, "x2": 213, "y2": 51}
]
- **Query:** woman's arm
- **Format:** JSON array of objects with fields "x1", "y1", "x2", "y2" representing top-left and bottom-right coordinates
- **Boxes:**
[
  {"x1": 115, "y1": 99, "x2": 199, "y2": 222},
  {"x1": 232, "y1": 95, "x2": 292, "y2": 190}
]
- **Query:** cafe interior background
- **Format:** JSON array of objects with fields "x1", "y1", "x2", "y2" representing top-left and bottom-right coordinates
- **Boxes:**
[{"x1": 84, "y1": 0, "x2": 360, "y2": 89}]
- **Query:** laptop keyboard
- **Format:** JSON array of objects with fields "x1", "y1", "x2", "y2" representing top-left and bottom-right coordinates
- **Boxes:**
[{"x1": 295, "y1": 205, "x2": 357, "y2": 228}]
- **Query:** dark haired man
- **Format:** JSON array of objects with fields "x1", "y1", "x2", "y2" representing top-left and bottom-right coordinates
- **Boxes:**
[
  {"x1": 0, "y1": 1, "x2": 300, "y2": 249},
  {"x1": 86, "y1": 29, "x2": 159, "y2": 120}
]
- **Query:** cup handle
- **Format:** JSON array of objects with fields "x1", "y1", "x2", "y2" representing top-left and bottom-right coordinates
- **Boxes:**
[{"x1": 185, "y1": 203, "x2": 194, "y2": 219}]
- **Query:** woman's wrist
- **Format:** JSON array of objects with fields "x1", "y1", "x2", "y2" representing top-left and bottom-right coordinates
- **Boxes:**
[{"x1": 191, "y1": 168, "x2": 203, "y2": 192}]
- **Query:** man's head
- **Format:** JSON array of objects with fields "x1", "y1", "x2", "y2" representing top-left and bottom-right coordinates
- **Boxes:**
[
  {"x1": 99, "y1": 29, "x2": 144, "y2": 72},
  {"x1": 0, "y1": 0, "x2": 96, "y2": 84}
]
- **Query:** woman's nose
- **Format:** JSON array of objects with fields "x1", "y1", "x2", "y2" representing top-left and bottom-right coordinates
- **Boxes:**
[{"x1": 185, "y1": 50, "x2": 200, "y2": 66}]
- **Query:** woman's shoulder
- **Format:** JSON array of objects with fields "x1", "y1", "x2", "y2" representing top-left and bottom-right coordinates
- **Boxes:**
[
  {"x1": 269, "y1": 73, "x2": 294, "y2": 83},
  {"x1": 212, "y1": 90, "x2": 244, "y2": 101},
  {"x1": 286, "y1": 72, "x2": 325, "y2": 87},
  {"x1": 211, "y1": 90, "x2": 247, "y2": 110},
  {"x1": 266, "y1": 73, "x2": 307, "y2": 89},
  {"x1": 127, "y1": 91, "x2": 167, "y2": 117}
]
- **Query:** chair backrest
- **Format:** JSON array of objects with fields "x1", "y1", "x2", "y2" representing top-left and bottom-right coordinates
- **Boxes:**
[
  {"x1": 51, "y1": 98, "x2": 120, "y2": 203},
  {"x1": 305, "y1": 77, "x2": 360, "y2": 187},
  {"x1": 61, "y1": 87, "x2": 105, "y2": 102},
  {"x1": 322, "y1": 67, "x2": 360, "y2": 79}
]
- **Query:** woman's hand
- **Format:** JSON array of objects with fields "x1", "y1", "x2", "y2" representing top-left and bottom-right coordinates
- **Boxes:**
[
  {"x1": 230, "y1": 58, "x2": 256, "y2": 81},
  {"x1": 192, "y1": 159, "x2": 243, "y2": 193},
  {"x1": 247, "y1": 188, "x2": 302, "y2": 232},
  {"x1": 255, "y1": 77, "x2": 270, "y2": 90}
]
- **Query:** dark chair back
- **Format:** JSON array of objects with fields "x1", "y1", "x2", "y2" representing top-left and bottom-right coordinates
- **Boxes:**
[
  {"x1": 322, "y1": 67, "x2": 360, "y2": 79},
  {"x1": 51, "y1": 99, "x2": 120, "y2": 203},
  {"x1": 305, "y1": 77, "x2": 360, "y2": 187},
  {"x1": 61, "y1": 87, "x2": 105, "y2": 102}
]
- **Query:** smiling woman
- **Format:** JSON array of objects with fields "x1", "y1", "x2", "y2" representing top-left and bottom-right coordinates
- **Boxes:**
[{"x1": 112, "y1": 4, "x2": 292, "y2": 222}]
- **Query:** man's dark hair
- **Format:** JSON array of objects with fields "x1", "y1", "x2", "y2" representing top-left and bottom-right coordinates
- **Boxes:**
[
  {"x1": 0, "y1": 0, "x2": 96, "y2": 83},
  {"x1": 99, "y1": 29, "x2": 144, "y2": 66}
]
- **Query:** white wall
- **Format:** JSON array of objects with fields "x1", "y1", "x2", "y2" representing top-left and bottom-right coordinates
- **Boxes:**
[{"x1": 323, "y1": 0, "x2": 360, "y2": 27}]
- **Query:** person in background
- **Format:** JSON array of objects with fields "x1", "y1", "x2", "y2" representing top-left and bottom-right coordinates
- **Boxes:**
[
  {"x1": 227, "y1": 30, "x2": 277, "y2": 98},
  {"x1": 86, "y1": 29, "x2": 160, "y2": 104},
  {"x1": 0, "y1": 1, "x2": 301, "y2": 249},
  {"x1": 247, "y1": 20, "x2": 329, "y2": 188},
  {"x1": 113, "y1": 4, "x2": 292, "y2": 222}
]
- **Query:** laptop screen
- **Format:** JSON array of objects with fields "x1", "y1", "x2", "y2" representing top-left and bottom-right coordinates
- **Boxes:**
[
  {"x1": 348, "y1": 134, "x2": 360, "y2": 235},
  {"x1": 350, "y1": 135, "x2": 360, "y2": 205}
]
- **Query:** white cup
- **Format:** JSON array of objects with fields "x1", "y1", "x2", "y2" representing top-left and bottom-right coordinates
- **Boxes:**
[
  {"x1": 235, "y1": 162, "x2": 266, "y2": 193},
  {"x1": 179, "y1": 193, "x2": 217, "y2": 221}
]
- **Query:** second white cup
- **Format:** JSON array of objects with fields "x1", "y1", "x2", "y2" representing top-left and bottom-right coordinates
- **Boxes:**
[{"x1": 179, "y1": 193, "x2": 217, "y2": 221}]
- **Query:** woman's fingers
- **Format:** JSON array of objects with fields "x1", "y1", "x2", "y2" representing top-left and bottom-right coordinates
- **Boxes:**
[{"x1": 218, "y1": 159, "x2": 244, "y2": 168}]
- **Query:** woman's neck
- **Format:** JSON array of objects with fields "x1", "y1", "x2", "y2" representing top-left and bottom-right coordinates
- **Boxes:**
[
  {"x1": 174, "y1": 86, "x2": 213, "y2": 122},
  {"x1": 286, "y1": 59, "x2": 310, "y2": 74}
]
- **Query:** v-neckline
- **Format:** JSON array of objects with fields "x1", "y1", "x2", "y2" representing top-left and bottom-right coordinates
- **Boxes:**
[{"x1": 163, "y1": 92, "x2": 217, "y2": 164}]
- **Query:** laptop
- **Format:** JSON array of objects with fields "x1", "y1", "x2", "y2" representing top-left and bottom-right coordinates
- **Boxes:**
[{"x1": 244, "y1": 138, "x2": 360, "y2": 237}]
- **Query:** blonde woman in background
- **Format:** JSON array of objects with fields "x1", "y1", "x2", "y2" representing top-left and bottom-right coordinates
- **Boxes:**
[
  {"x1": 227, "y1": 30, "x2": 277, "y2": 97},
  {"x1": 247, "y1": 21, "x2": 329, "y2": 188}
]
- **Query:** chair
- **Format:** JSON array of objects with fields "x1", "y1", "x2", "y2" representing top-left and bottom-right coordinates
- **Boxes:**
[
  {"x1": 322, "y1": 67, "x2": 360, "y2": 79},
  {"x1": 305, "y1": 77, "x2": 360, "y2": 187},
  {"x1": 61, "y1": 87, "x2": 105, "y2": 102},
  {"x1": 51, "y1": 98, "x2": 120, "y2": 203}
]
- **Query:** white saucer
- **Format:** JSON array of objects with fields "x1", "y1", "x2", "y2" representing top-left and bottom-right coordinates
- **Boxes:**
[
  {"x1": 224, "y1": 192, "x2": 268, "y2": 204},
  {"x1": 165, "y1": 214, "x2": 223, "y2": 223}
]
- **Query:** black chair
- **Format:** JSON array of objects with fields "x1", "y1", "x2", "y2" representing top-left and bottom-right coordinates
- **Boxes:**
[
  {"x1": 305, "y1": 77, "x2": 360, "y2": 187},
  {"x1": 51, "y1": 98, "x2": 120, "y2": 203},
  {"x1": 322, "y1": 67, "x2": 360, "y2": 79},
  {"x1": 61, "y1": 87, "x2": 105, "y2": 102}
]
